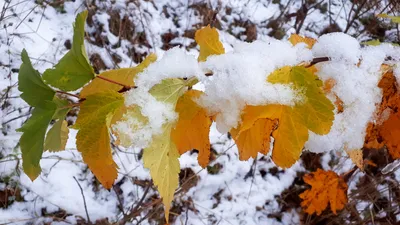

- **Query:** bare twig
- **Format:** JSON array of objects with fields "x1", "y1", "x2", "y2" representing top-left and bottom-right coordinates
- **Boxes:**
[{"x1": 73, "y1": 176, "x2": 91, "y2": 224}]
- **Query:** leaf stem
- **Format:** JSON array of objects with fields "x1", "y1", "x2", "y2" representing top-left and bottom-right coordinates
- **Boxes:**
[
  {"x1": 56, "y1": 91, "x2": 80, "y2": 99},
  {"x1": 306, "y1": 57, "x2": 331, "y2": 68},
  {"x1": 97, "y1": 75, "x2": 131, "y2": 89}
]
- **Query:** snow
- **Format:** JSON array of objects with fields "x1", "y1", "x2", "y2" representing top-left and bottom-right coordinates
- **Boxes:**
[
  {"x1": 197, "y1": 40, "x2": 309, "y2": 132},
  {"x1": 306, "y1": 41, "x2": 400, "y2": 153},
  {"x1": 312, "y1": 33, "x2": 361, "y2": 64}
]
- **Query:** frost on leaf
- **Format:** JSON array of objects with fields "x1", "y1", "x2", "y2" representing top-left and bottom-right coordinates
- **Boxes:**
[
  {"x1": 299, "y1": 169, "x2": 348, "y2": 215},
  {"x1": 195, "y1": 25, "x2": 225, "y2": 61},
  {"x1": 80, "y1": 54, "x2": 157, "y2": 98},
  {"x1": 171, "y1": 90, "x2": 212, "y2": 167},
  {"x1": 43, "y1": 11, "x2": 95, "y2": 91},
  {"x1": 143, "y1": 124, "x2": 180, "y2": 223},
  {"x1": 74, "y1": 92, "x2": 124, "y2": 189},
  {"x1": 233, "y1": 66, "x2": 334, "y2": 167},
  {"x1": 364, "y1": 69, "x2": 400, "y2": 159}
]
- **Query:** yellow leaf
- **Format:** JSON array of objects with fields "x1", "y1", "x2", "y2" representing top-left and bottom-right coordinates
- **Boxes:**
[
  {"x1": 288, "y1": 34, "x2": 316, "y2": 49},
  {"x1": 80, "y1": 54, "x2": 156, "y2": 98},
  {"x1": 110, "y1": 105, "x2": 148, "y2": 147},
  {"x1": 75, "y1": 92, "x2": 124, "y2": 189},
  {"x1": 143, "y1": 124, "x2": 180, "y2": 223},
  {"x1": 230, "y1": 118, "x2": 276, "y2": 160},
  {"x1": 299, "y1": 169, "x2": 348, "y2": 215},
  {"x1": 195, "y1": 25, "x2": 225, "y2": 62},
  {"x1": 171, "y1": 90, "x2": 212, "y2": 167},
  {"x1": 233, "y1": 66, "x2": 334, "y2": 167}
]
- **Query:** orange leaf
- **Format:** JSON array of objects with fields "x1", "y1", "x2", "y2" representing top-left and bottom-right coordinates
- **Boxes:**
[
  {"x1": 233, "y1": 105, "x2": 309, "y2": 167},
  {"x1": 171, "y1": 90, "x2": 212, "y2": 167},
  {"x1": 323, "y1": 78, "x2": 336, "y2": 93},
  {"x1": 364, "y1": 69, "x2": 400, "y2": 159},
  {"x1": 381, "y1": 112, "x2": 400, "y2": 159},
  {"x1": 288, "y1": 34, "x2": 316, "y2": 49},
  {"x1": 299, "y1": 169, "x2": 348, "y2": 215},
  {"x1": 231, "y1": 118, "x2": 276, "y2": 160},
  {"x1": 74, "y1": 92, "x2": 124, "y2": 189}
]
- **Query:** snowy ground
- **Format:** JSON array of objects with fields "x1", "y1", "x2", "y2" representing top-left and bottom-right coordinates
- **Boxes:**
[{"x1": 0, "y1": 0, "x2": 399, "y2": 224}]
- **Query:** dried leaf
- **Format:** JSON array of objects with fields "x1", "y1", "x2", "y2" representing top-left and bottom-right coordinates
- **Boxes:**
[
  {"x1": 364, "y1": 70, "x2": 400, "y2": 159},
  {"x1": 346, "y1": 149, "x2": 363, "y2": 169},
  {"x1": 288, "y1": 34, "x2": 316, "y2": 49},
  {"x1": 299, "y1": 169, "x2": 348, "y2": 215}
]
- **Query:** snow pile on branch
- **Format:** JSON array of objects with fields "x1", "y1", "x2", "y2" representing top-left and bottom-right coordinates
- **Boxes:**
[{"x1": 117, "y1": 32, "x2": 400, "y2": 154}]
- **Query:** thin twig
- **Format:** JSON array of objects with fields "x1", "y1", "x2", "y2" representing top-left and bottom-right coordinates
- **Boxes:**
[
  {"x1": 119, "y1": 181, "x2": 152, "y2": 224},
  {"x1": 73, "y1": 176, "x2": 91, "y2": 224}
]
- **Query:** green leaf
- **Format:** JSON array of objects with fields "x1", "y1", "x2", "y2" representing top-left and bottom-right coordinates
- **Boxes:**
[
  {"x1": 143, "y1": 123, "x2": 180, "y2": 223},
  {"x1": 43, "y1": 10, "x2": 95, "y2": 91},
  {"x1": 149, "y1": 77, "x2": 198, "y2": 105},
  {"x1": 361, "y1": 39, "x2": 400, "y2": 47},
  {"x1": 18, "y1": 49, "x2": 55, "y2": 107},
  {"x1": 362, "y1": 39, "x2": 381, "y2": 46},
  {"x1": 44, "y1": 120, "x2": 69, "y2": 152},
  {"x1": 52, "y1": 97, "x2": 70, "y2": 120},
  {"x1": 268, "y1": 66, "x2": 334, "y2": 135},
  {"x1": 17, "y1": 101, "x2": 56, "y2": 180},
  {"x1": 74, "y1": 92, "x2": 124, "y2": 189}
]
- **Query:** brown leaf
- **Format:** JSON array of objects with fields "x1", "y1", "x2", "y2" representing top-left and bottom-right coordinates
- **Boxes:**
[{"x1": 346, "y1": 149, "x2": 364, "y2": 169}]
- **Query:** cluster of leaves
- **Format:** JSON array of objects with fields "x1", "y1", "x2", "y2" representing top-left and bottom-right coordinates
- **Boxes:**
[{"x1": 16, "y1": 10, "x2": 400, "y2": 223}]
